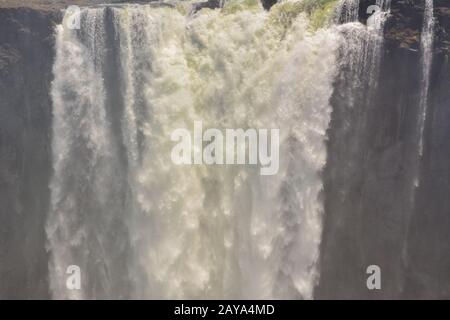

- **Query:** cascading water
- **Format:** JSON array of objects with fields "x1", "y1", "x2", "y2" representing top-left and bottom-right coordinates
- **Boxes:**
[
  {"x1": 417, "y1": 0, "x2": 434, "y2": 159},
  {"x1": 401, "y1": 0, "x2": 435, "y2": 287},
  {"x1": 335, "y1": 0, "x2": 359, "y2": 24},
  {"x1": 0, "y1": 0, "x2": 436, "y2": 300},
  {"x1": 320, "y1": 0, "x2": 392, "y2": 208},
  {"x1": 44, "y1": 0, "x2": 441, "y2": 300},
  {"x1": 367, "y1": 0, "x2": 391, "y2": 83},
  {"x1": 48, "y1": 8, "x2": 133, "y2": 299},
  {"x1": 334, "y1": 0, "x2": 391, "y2": 92},
  {"x1": 315, "y1": 0, "x2": 408, "y2": 299},
  {"x1": 48, "y1": 0, "x2": 344, "y2": 299},
  {"x1": 399, "y1": 0, "x2": 434, "y2": 261}
]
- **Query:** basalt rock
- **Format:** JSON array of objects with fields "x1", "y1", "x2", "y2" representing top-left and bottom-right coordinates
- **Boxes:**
[
  {"x1": 191, "y1": 0, "x2": 222, "y2": 14},
  {"x1": 358, "y1": 0, "x2": 450, "y2": 54},
  {"x1": 318, "y1": 0, "x2": 450, "y2": 299},
  {"x1": 0, "y1": 7, "x2": 59, "y2": 299},
  {"x1": 261, "y1": 0, "x2": 277, "y2": 10}
]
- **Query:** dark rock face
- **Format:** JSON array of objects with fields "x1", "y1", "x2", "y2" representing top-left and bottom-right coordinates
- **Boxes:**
[
  {"x1": 192, "y1": 0, "x2": 278, "y2": 13},
  {"x1": 359, "y1": 0, "x2": 450, "y2": 53},
  {"x1": 191, "y1": 0, "x2": 222, "y2": 14},
  {"x1": 318, "y1": 0, "x2": 450, "y2": 299},
  {"x1": 0, "y1": 8, "x2": 59, "y2": 299},
  {"x1": 318, "y1": 35, "x2": 424, "y2": 300},
  {"x1": 405, "y1": 56, "x2": 450, "y2": 299},
  {"x1": 261, "y1": 0, "x2": 277, "y2": 10},
  {"x1": 404, "y1": 2, "x2": 450, "y2": 298}
]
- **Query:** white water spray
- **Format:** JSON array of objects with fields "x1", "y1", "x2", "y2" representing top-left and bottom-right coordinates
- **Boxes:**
[
  {"x1": 335, "y1": 0, "x2": 359, "y2": 23},
  {"x1": 48, "y1": 2, "x2": 343, "y2": 299},
  {"x1": 418, "y1": 0, "x2": 434, "y2": 158}
]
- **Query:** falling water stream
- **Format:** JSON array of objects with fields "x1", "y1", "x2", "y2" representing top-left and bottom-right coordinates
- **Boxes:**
[
  {"x1": 46, "y1": 0, "x2": 435, "y2": 299},
  {"x1": 48, "y1": 0, "x2": 344, "y2": 299},
  {"x1": 418, "y1": 0, "x2": 434, "y2": 159}
]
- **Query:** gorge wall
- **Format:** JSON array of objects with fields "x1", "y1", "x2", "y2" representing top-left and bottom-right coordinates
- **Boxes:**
[
  {"x1": 319, "y1": 0, "x2": 450, "y2": 299},
  {"x1": 0, "y1": 7, "x2": 58, "y2": 299}
]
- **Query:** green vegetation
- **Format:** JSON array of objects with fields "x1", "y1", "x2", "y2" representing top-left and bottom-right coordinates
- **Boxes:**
[
  {"x1": 269, "y1": 0, "x2": 305, "y2": 29},
  {"x1": 296, "y1": 0, "x2": 340, "y2": 30},
  {"x1": 299, "y1": 0, "x2": 339, "y2": 16},
  {"x1": 269, "y1": 0, "x2": 339, "y2": 31},
  {"x1": 222, "y1": 0, "x2": 261, "y2": 14},
  {"x1": 307, "y1": 0, "x2": 339, "y2": 30}
]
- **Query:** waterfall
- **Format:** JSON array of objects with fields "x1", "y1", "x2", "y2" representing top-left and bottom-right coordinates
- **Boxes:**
[
  {"x1": 377, "y1": 0, "x2": 392, "y2": 11},
  {"x1": 397, "y1": 0, "x2": 435, "y2": 287},
  {"x1": 316, "y1": 0, "x2": 400, "y2": 298},
  {"x1": 47, "y1": 8, "x2": 133, "y2": 299},
  {"x1": 418, "y1": 0, "x2": 434, "y2": 158},
  {"x1": 334, "y1": 0, "x2": 391, "y2": 87},
  {"x1": 335, "y1": 0, "x2": 359, "y2": 24},
  {"x1": 371, "y1": 0, "x2": 392, "y2": 33},
  {"x1": 48, "y1": 2, "x2": 343, "y2": 299},
  {"x1": 367, "y1": 0, "x2": 391, "y2": 82},
  {"x1": 328, "y1": 0, "x2": 391, "y2": 157}
]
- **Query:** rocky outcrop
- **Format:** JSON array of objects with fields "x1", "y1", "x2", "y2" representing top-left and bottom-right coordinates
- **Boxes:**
[
  {"x1": 389, "y1": 0, "x2": 450, "y2": 55},
  {"x1": 191, "y1": 0, "x2": 222, "y2": 14},
  {"x1": 357, "y1": 0, "x2": 450, "y2": 54},
  {"x1": 261, "y1": 0, "x2": 277, "y2": 10}
]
